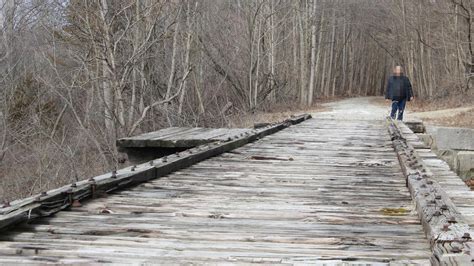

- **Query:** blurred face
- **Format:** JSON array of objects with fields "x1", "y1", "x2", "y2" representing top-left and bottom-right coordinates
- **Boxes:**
[{"x1": 393, "y1": 66, "x2": 403, "y2": 76}]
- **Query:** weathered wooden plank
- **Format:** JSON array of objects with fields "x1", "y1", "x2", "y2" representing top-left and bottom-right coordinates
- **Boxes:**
[
  {"x1": 116, "y1": 115, "x2": 312, "y2": 149},
  {"x1": 387, "y1": 118, "x2": 473, "y2": 264},
  {"x1": 0, "y1": 114, "x2": 311, "y2": 232},
  {"x1": 117, "y1": 127, "x2": 251, "y2": 148},
  {"x1": 0, "y1": 114, "x2": 433, "y2": 263}
]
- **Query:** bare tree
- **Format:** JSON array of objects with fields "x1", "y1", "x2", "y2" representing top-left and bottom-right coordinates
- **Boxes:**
[{"x1": 1, "y1": 0, "x2": 473, "y2": 201}]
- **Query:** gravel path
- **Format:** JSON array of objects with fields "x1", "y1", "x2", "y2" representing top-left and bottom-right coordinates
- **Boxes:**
[
  {"x1": 313, "y1": 96, "x2": 390, "y2": 120},
  {"x1": 312, "y1": 96, "x2": 471, "y2": 122}
]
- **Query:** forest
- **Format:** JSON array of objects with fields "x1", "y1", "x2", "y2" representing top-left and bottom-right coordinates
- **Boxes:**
[{"x1": 0, "y1": 0, "x2": 473, "y2": 201}]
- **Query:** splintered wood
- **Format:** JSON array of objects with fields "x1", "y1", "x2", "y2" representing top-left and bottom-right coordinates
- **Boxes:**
[{"x1": 0, "y1": 118, "x2": 432, "y2": 264}]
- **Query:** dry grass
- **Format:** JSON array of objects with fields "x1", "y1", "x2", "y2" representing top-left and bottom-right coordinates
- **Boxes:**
[
  {"x1": 421, "y1": 109, "x2": 474, "y2": 129},
  {"x1": 409, "y1": 92, "x2": 474, "y2": 112}
]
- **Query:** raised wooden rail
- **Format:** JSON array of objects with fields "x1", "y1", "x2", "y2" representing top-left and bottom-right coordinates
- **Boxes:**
[
  {"x1": 0, "y1": 114, "x2": 312, "y2": 232},
  {"x1": 387, "y1": 118, "x2": 474, "y2": 265},
  {"x1": 117, "y1": 128, "x2": 252, "y2": 148}
]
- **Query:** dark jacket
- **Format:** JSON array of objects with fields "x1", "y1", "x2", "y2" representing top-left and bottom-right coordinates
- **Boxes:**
[{"x1": 385, "y1": 75, "x2": 413, "y2": 101}]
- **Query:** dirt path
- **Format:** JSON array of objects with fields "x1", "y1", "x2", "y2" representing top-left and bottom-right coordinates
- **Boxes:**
[
  {"x1": 315, "y1": 97, "x2": 473, "y2": 126},
  {"x1": 314, "y1": 96, "x2": 389, "y2": 120}
]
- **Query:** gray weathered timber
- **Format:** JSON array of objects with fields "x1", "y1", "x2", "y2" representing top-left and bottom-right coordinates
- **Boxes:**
[
  {"x1": 0, "y1": 114, "x2": 431, "y2": 264},
  {"x1": 117, "y1": 127, "x2": 252, "y2": 148},
  {"x1": 0, "y1": 114, "x2": 311, "y2": 233},
  {"x1": 399, "y1": 124, "x2": 474, "y2": 227},
  {"x1": 388, "y1": 118, "x2": 474, "y2": 264}
]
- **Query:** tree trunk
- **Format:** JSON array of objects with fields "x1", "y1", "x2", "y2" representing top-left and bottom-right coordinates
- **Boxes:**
[{"x1": 307, "y1": 0, "x2": 318, "y2": 106}]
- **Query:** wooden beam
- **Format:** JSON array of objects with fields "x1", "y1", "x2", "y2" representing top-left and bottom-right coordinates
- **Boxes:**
[
  {"x1": 117, "y1": 128, "x2": 252, "y2": 148},
  {"x1": 387, "y1": 118, "x2": 473, "y2": 265}
]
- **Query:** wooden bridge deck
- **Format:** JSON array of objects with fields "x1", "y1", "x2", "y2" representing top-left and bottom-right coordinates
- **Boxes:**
[{"x1": 0, "y1": 117, "x2": 433, "y2": 264}]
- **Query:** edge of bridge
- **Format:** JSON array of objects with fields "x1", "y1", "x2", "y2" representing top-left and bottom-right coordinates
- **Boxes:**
[
  {"x1": 388, "y1": 118, "x2": 474, "y2": 264},
  {"x1": 0, "y1": 114, "x2": 312, "y2": 232}
]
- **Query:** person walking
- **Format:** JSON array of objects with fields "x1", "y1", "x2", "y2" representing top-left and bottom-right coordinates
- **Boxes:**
[{"x1": 385, "y1": 66, "x2": 414, "y2": 120}]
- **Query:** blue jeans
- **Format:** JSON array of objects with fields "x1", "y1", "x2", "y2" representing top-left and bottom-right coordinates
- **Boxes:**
[{"x1": 390, "y1": 99, "x2": 406, "y2": 121}]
